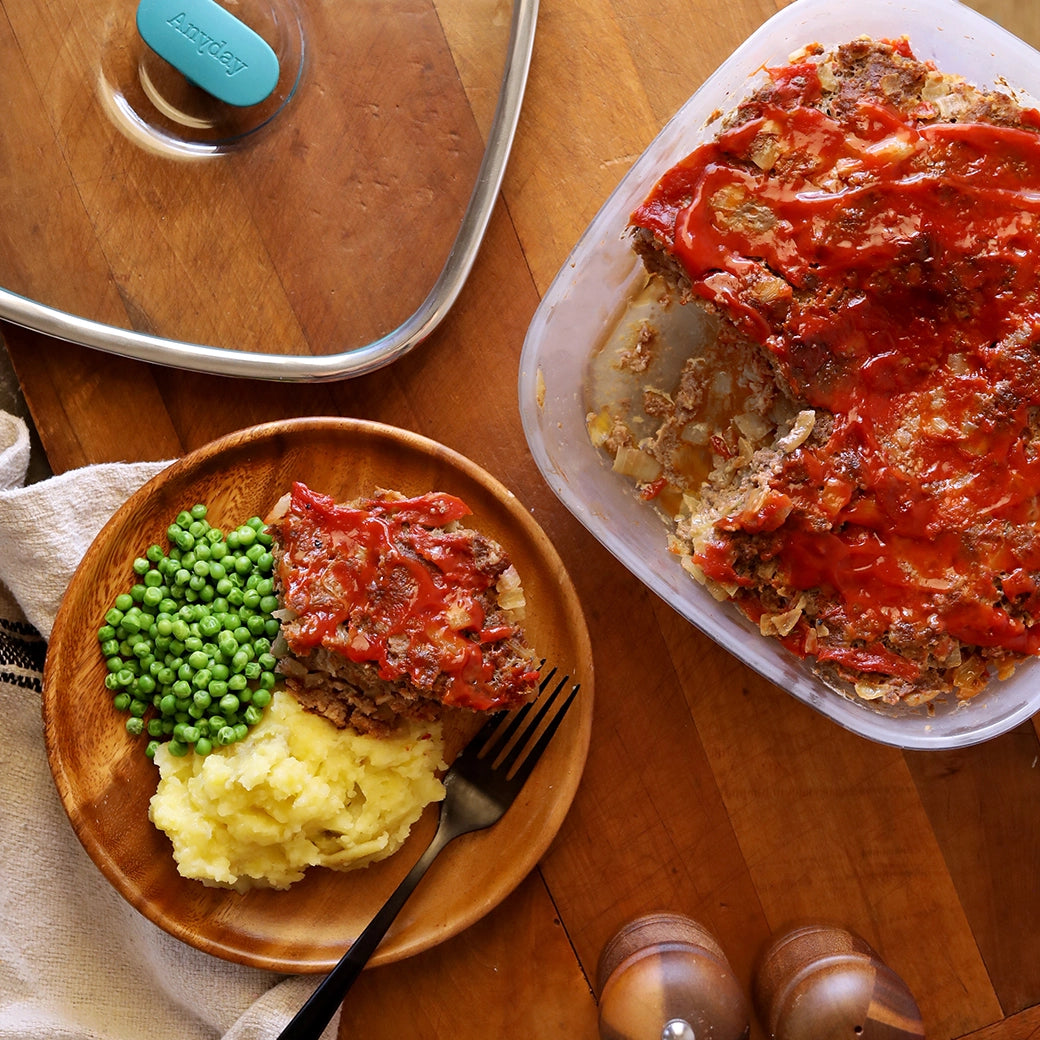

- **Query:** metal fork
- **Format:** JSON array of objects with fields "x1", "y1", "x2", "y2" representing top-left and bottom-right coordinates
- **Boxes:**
[{"x1": 276, "y1": 667, "x2": 581, "y2": 1040}]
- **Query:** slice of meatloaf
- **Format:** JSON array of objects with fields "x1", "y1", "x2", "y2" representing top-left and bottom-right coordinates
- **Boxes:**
[{"x1": 269, "y1": 482, "x2": 539, "y2": 735}]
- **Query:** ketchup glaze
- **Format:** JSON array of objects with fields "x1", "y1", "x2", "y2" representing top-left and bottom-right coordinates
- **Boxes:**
[
  {"x1": 275, "y1": 482, "x2": 536, "y2": 710},
  {"x1": 631, "y1": 44, "x2": 1040, "y2": 685}
]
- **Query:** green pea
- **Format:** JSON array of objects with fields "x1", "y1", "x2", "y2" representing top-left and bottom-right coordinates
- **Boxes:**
[
  {"x1": 120, "y1": 613, "x2": 142, "y2": 635},
  {"x1": 187, "y1": 650, "x2": 209, "y2": 670},
  {"x1": 102, "y1": 500, "x2": 283, "y2": 757},
  {"x1": 198, "y1": 614, "x2": 221, "y2": 638},
  {"x1": 173, "y1": 723, "x2": 200, "y2": 744}
]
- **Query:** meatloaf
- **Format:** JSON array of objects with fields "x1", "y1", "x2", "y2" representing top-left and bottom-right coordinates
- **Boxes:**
[
  {"x1": 612, "y1": 37, "x2": 1040, "y2": 706},
  {"x1": 269, "y1": 482, "x2": 539, "y2": 734}
]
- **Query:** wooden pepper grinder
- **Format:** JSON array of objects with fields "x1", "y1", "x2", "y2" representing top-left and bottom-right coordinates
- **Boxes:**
[
  {"x1": 596, "y1": 912, "x2": 750, "y2": 1040},
  {"x1": 753, "y1": 924, "x2": 925, "y2": 1039}
]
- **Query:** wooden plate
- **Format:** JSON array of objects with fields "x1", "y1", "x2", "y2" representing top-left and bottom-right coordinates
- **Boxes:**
[{"x1": 43, "y1": 417, "x2": 593, "y2": 973}]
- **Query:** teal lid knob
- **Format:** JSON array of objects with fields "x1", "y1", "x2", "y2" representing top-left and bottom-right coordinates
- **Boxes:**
[{"x1": 136, "y1": 0, "x2": 280, "y2": 107}]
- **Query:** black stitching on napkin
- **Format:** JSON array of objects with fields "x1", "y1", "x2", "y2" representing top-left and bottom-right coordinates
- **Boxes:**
[{"x1": 0, "y1": 616, "x2": 45, "y2": 692}]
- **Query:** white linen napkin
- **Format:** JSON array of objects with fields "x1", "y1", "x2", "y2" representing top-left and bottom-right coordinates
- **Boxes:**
[{"x1": 0, "y1": 411, "x2": 339, "y2": 1040}]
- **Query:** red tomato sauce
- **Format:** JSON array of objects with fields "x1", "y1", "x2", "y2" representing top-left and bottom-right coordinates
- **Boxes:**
[
  {"x1": 275, "y1": 482, "x2": 534, "y2": 709},
  {"x1": 632, "y1": 54, "x2": 1040, "y2": 676}
]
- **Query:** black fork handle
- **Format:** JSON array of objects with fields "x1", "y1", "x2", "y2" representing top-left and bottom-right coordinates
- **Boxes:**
[{"x1": 276, "y1": 813, "x2": 465, "y2": 1040}]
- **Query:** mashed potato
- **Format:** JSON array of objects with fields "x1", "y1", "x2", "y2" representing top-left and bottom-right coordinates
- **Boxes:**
[{"x1": 149, "y1": 691, "x2": 447, "y2": 890}]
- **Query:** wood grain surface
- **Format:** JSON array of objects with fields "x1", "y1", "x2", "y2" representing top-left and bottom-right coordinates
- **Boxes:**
[{"x1": 6, "y1": 0, "x2": 1040, "y2": 1037}]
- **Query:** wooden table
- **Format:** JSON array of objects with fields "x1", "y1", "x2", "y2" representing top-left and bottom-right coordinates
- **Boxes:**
[{"x1": 6, "y1": 0, "x2": 1040, "y2": 1036}]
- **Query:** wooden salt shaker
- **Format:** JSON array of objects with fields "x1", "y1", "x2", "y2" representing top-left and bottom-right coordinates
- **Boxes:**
[
  {"x1": 596, "y1": 912, "x2": 750, "y2": 1040},
  {"x1": 753, "y1": 924, "x2": 925, "y2": 1039}
]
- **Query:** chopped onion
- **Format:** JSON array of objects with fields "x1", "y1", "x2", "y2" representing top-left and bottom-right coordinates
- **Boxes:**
[
  {"x1": 496, "y1": 566, "x2": 527, "y2": 612},
  {"x1": 612, "y1": 445, "x2": 662, "y2": 483},
  {"x1": 267, "y1": 492, "x2": 291, "y2": 521}
]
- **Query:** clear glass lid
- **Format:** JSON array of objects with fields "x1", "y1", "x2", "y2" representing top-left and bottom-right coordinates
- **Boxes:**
[{"x1": 0, "y1": 0, "x2": 535, "y2": 379}]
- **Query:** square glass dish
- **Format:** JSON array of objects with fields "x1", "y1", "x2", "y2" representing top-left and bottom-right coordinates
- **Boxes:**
[{"x1": 518, "y1": 0, "x2": 1040, "y2": 749}]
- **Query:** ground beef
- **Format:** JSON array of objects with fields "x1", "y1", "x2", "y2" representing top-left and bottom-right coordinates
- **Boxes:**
[
  {"x1": 269, "y1": 482, "x2": 539, "y2": 735},
  {"x1": 617, "y1": 38, "x2": 1040, "y2": 706}
]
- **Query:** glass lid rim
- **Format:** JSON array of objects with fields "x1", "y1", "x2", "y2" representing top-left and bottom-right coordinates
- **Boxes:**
[{"x1": 0, "y1": 0, "x2": 539, "y2": 383}]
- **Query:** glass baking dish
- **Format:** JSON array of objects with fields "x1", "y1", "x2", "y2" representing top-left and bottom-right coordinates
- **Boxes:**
[{"x1": 519, "y1": 0, "x2": 1040, "y2": 749}]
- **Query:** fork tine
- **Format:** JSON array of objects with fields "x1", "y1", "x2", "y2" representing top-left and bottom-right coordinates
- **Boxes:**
[
  {"x1": 492, "y1": 670, "x2": 567, "y2": 768},
  {"x1": 468, "y1": 704, "x2": 515, "y2": 753},
  {"x1": 463, "y1": 664, "x2": 552, "y2": 755},
  {"x1": 502, "y1": 677, "x2": 579, "y2": 787},
  {"x1": 479, "y1": 664, "x2": 558, "y2": 762}
]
